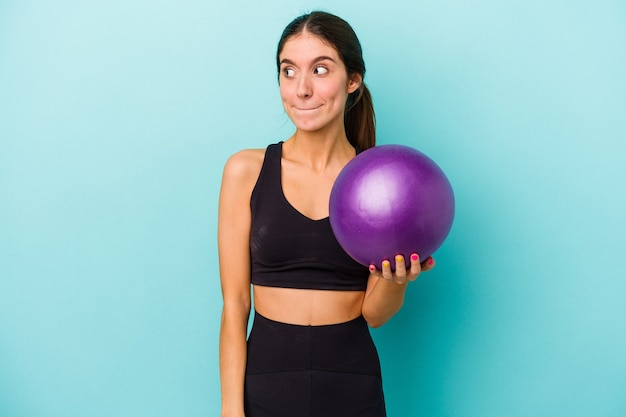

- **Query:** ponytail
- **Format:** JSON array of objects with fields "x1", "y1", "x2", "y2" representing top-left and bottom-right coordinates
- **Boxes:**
[{"x1": 345, "y1": 83, "x2": 376, "y2": 151}]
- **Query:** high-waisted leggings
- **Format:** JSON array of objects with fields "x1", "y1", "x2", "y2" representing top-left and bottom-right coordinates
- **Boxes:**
[{"x1": 244, "y1": 311, "x2": 386, "y2": 417}]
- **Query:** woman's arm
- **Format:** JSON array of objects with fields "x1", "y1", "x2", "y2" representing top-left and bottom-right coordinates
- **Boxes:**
[
  {"x1": 218, "y1": 150, "x2": 263, "y2": 417},
  {"x1": 361, "y1": 254, "x2": 435, "y2": 328}
]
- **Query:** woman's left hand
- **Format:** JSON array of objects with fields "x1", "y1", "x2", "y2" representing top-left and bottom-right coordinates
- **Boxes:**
[{"x1": 368, "y1": 253, "x2": 435, "y2": 284}]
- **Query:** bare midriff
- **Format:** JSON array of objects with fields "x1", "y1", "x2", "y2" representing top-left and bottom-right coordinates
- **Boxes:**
[{"x1": 253, "y1": 285, "x2": 366, "y2": 325}]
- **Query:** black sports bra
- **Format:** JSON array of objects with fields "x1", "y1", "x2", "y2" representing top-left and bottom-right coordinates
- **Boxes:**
[{"x1": 249, "y1": 142, "x2": 370, "y2": 291}]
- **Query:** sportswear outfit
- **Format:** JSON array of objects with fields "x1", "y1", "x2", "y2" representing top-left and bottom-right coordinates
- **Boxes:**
[{"x1": 244, "y1": 142, "x2": 386, "y2": 416}]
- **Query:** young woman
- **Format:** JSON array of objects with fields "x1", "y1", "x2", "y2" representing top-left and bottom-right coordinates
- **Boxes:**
[{"x1": 218, "y1": 11, "x2": 435, "y2": 417}]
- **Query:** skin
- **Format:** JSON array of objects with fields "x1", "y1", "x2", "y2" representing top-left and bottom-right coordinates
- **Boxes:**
[{"x1": 218, "y1": 31, "x2": 435, "y2": 417}]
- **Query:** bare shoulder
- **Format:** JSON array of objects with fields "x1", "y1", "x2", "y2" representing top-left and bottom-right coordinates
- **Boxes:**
[{"x1": 221, "y1": 147, "x2": 266, "y2": 192}]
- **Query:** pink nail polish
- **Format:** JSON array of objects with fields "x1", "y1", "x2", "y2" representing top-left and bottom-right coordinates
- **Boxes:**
[{"x1": 411, "y1": 254, "x2": 419, "y2": 261}]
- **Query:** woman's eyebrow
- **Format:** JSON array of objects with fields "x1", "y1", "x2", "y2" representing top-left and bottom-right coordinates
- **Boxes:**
[{"x1": 279, "y1": 56, "x2": 337, "y2": 66}]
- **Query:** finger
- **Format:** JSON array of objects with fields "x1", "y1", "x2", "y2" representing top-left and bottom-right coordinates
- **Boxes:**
[
  {"x1": 368, "y1": 264, "x2": 381, "y2": 278},
  {"x1": 420, "y1": 256, "x2": 436, "y2": 272},
  {"x1": 381, "y1": 259, "x2": 393, "y2": 281},
  {"x1": 409, "y1": 253, "x2": 422, "y2": 278},
  {"x1": 394, "y1": 255, "x2": 407, "y2": 284}
]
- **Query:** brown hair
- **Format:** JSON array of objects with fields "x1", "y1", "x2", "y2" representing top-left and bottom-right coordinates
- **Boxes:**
[{"x1": 276, "y1": 11, "x2": 376, "y2": 150}]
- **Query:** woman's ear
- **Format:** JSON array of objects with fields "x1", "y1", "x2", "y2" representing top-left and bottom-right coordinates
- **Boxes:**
[{"x1": 347, "y1": 73, "x2": 363, "y2": 94}]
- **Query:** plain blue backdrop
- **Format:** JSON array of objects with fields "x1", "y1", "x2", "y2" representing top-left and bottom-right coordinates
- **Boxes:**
[{"x1": 1, "y1": 1, "x2": 625, "y2": 416}]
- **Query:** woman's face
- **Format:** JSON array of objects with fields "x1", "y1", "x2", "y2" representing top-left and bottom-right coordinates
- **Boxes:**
[{"x1": 278, "y1": 32, "x2": 361, "y2": 134}]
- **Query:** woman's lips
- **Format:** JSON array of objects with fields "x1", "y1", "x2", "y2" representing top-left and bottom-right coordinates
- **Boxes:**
[{"x1": 295, "y1": 104, "x2": 322, "y2": 111}]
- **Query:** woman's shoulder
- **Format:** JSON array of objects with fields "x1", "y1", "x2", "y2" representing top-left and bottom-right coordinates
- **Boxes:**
[
  {"x1": 221, "y1": 147, "x2": 267, "y2": 185},
  {"x1": 225, "y1": 147, "x2": 266, "y2": 167}
]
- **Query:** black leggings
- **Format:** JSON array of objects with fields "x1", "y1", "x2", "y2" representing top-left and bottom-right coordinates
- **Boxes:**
[{"x1": 244, "y1": 311, "x2": 386, "y2": 417}]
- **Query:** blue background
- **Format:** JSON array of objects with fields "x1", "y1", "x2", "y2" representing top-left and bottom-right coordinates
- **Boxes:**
[{"x1": 1, "y1": 1, "x2": 625, "y2": 416}]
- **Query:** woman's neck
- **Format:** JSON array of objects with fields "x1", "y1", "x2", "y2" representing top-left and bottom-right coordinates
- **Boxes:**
[{"x1": 284, "y1": 130, "x2": 355, "y2": 172}]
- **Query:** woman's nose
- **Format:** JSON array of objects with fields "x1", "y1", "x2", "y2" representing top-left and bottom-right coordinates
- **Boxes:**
[{"x1": 296, "y1": 75, "x2": 312, "y2": 98}]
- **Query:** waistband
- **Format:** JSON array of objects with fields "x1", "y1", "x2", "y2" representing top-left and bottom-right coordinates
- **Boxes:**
[{"x1": 252, "y1": 310, "x2": 366, "y2": 329}]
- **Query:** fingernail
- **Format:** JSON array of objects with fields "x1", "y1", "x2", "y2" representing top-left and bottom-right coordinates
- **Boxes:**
[
  {"x1": 369, "y1": 264, "x2": 376, "y2": 272},
  {"x1": 382, "y1": 260, "x2": 391, "y2": 269},
  {"x1": 428, "y1": 258, "x2": 434, "y2": 265},
  {"x1": 395, "y1": 255, "x2": 404, "y2": 264},
  {"x1": 411, "y1": 254, "x2": 419, "y2": 261}
]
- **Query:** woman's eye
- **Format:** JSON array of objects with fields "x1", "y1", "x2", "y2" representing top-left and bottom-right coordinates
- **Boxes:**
[
  {"x1": 283, "y1": 68, "x2": 295, "y2": 77},
  {"x1": 314, "y1": 66, "x2": 329, "y2": 75}
]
